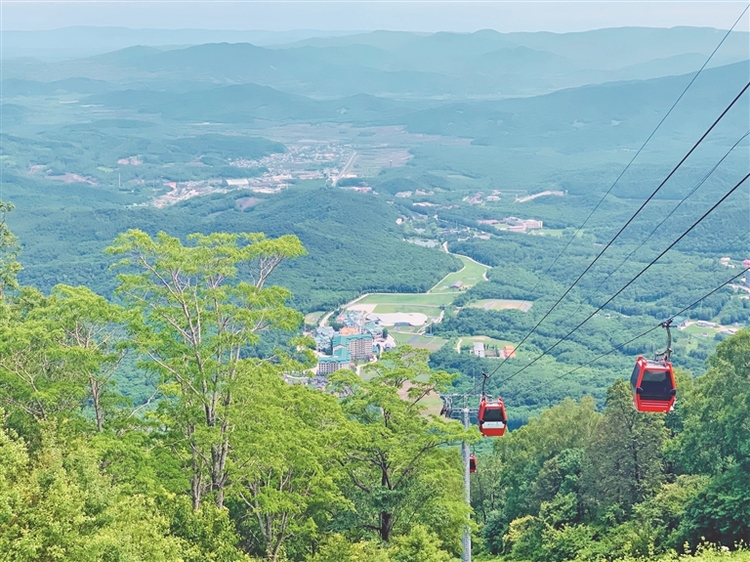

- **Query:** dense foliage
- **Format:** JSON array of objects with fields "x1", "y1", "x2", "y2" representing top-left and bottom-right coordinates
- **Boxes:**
[
  {"x1": 1, "y1": 220, "x2": 749, "y2": 560},
  {"x1": 0, "y1": 224, "x2": 474, "y2": 561},
  {"x1": 471, "y1": 332, "x2": 750, "y2": 560}
]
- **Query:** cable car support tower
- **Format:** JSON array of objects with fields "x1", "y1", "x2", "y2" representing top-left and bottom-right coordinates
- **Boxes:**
[{"x1": 441, "y1": 393, "x2": 477, "y2": 562}]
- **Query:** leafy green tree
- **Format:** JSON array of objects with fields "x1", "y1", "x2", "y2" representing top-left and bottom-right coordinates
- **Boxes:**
[
  {"x1": 487, "y1": 397, "x2": 601, "y2": 543},
  {"x1": 0, "y1": 419, "x2": 185, "y2": 561},
  {"x1": 674, "y1": 329, "x2": 750, "y2": 475},
  {"x1": 389, "y1": 525, "x2": 457, "y2": 562},
  {"x1": 0, "y1": 285, "x2": 129, "y2": 436},
  {"x1": 670, "y1": 329, "x2": 750, "y2": 548},
  {"x1": 585, "y1": 379, "x2": 668, "y2": 518},
  {"x1": 107, "y1": 229, "x2": 306, "y2": 510},
  {"x1": 332, "y1": 347, "x2": 472, "y2": 549},
  {"x1": 679, "y1": 466, "x2": 750, "y2": 549},
  {"x1": 307, "y1": 534, "x2": 391, "y2": 562},
  {"x1": 230, "y1": 369, "x2": 349, "y2": 562},
  {"x1": 43, "y1": 285, "x2": 128, "y2": 432},
  {"x1": 0, "y1": 288, "x2": 89, "y2": 429},
  {"x1": 0, "y1": 200, "x2": 21, "y2": 298}
]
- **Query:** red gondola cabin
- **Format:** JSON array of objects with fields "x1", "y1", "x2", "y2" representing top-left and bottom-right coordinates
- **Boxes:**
[
  {"x1": 478, "y1": 396, "x2": 507, "y2": 437},
  {"x1": 469, "y1": 454, "x2": 477, "y2": 474},
  {"x1": 631, "y1": 356, "x2": 676, "y2": 413}
]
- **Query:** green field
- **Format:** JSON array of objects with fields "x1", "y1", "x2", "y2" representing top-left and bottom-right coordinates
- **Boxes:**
[
  {"x1": 391, "y1": 331, "x2": 448, "y2": 352},
  {"x1": 419, "y1": 392, "x2": 444, "y2": 416},
  {"x1": 304, "y1": 311, "x2": 325, "y2": 325},
  {"x1": 459, "y1": 335, "x2": 515, "y2": 348},
  {"x1": 458, "y1": 335, "x2": 516, "y2": 358},
  {"x1": 467, "y1": 299, "x2": 533, "y2": 312},
  {"x1": 372, "y1": 304, "x2": 444, "y2": 314},
  {"x1": 429, "y1": 255, "x2": 490, "y2": 292},
  {"x1": 357, "y1": 293, "x2": 455, "y2": 306},
  {"x1": 682, "y1": 324, "x2": 721, "y2": 338}
]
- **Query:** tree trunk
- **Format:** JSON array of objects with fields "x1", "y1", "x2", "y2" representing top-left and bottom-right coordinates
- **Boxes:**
[
  {"x1": 380, "y1": 511, "x2": 393, "y2": 542},
  {"x1": 89, "y1": 375, "x2": 103, "y2": 432}
]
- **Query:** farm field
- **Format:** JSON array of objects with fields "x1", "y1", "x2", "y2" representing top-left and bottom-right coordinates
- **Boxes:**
[
  {"x1": 459, "y1": 335, "x2": 516, "y2": 349},
  {"x1": 467, "y1": 299, "x2": 533, "y2": 312},
  {"x1": 304, "y1": 311, "x2": 325, "y2": 325},
  {"x1": 355, "y1": 292, "x2": 455, "y2": 306},
  {"x1": 372, "y1": 303, "x2": 443, "y2": 314},
  {"x1": 430, "y1": 255, "x2": 490, "y2": 292},
  {"x1": 391, "y1": 331, "x2": 448, "y2": 352},
  {"x1": 681, "y1": 324, "x2": 721, "y2": 338}
]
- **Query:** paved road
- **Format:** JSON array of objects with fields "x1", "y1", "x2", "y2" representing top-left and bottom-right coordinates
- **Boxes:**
[
  {"x1": 332, "y1": 151, "x2": 358, "y2": 186},
  {"x1": 319, "y1": 292, "x2": 370, "y2": 327}
]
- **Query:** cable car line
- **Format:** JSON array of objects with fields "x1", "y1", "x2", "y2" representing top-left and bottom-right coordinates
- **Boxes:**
[
  {"x1": 578, "y1": 129, "x2": 750, "y2": 307},
  {"x1": 521, "y1": 6, "x2": 749, "y2": 299},
  {"x1": 467, "y1": 266, "x2": 748, "y2": 424},
  {"x1": 544, "y1": 266, "x2": 750, "y2": 387},
  {"x1": 481, "y1": 80, "x2": 750, "y2": 384},
  {"x1": 495, "y1": 172, "x2": 750, "y2": 387}
]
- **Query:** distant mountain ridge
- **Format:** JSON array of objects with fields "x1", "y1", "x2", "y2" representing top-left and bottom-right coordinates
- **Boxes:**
[
  {"x1": 85, "y1": 59, "x2": 749, "y2": 148},
  {"x1": 3, "y1": 26, "x2": 747, "y2": 100},
  {"x1": 0, "y1": 27, "x2": 363, "y2": 61}
]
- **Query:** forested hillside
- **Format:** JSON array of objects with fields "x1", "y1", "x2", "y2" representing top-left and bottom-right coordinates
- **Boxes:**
[
  {"x1": 0, "y1": 219, "x2": 749, "y2": 561},
  {"x1": 473, "y1": 331, "x2": 750, "y2": 561}
]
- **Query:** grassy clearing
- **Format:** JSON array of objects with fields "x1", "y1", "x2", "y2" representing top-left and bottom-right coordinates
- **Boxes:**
[
  {"x1": 460, "y1": 335, "x2": 515, "y2": 348},
  {"x1": 396, "y1": 382, "x2": 444, "y2": 416},
  {"x1": 682, "y1": 324, "x2": 720, "y2": 338},
  {"x1": 391, "y1": 331, "x2": 448, "y2": 352},
  {"x1": 404, "y1": 334, "x2": 449, "y2": 352},
  {"x1": 357, "y1": 293, "x2": 454, "y2": 306},
  {"x1": 529, "y1": 228, "x2": 564, "y2": 237},
  {"x1": 304, "y1": 311, "x2": 325, "y2": 325},
  {"x1": 430, "y1": 255, "x2": 490, "y2": 292},
  {"x1": 420, "y1": 392, "x2": 444, "y2": 416},
  {"x1": 373, "y1": 303, "x2": 443, "y2": 314},
  {"x1": 458, "y1": 335, "x2": 515, "y2": 358},
  {"x1": 391, "y1": 331, "x2": 417, "y2": 346},
  {"x1": 468, "y1": 299, "x2": 533, "y2": 312}
]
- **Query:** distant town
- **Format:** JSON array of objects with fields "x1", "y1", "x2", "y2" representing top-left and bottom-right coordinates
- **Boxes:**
[
  {"x1": 151, "y1": 143, "x2": 355, "y2": 207},
  {"x1": 305, "y1": 309, "x2": 398, "y2": 387}
]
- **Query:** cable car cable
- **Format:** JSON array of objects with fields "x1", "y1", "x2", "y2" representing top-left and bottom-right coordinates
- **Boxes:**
[
  {"x1": 497, "y1": 174, "x2": 749, "y2": 386},
  {"x1": 482, "y1": 80, "x2": 750, "y2": 383},
  {"x1": 495, "y1": 172, "x2": 750, "y2": 387},
  {"x1": 575, "y1": 129, "x2": 750, "y2": 310},
  {"x1": 541, "y1": 229, "x2": 749, "y2": 389},
  {"x1": 544, "y1": 266, "x2": 750, "y2": 386},
  {"x1": 521, "y1": 5, "x2": 748, "y2": 299}
]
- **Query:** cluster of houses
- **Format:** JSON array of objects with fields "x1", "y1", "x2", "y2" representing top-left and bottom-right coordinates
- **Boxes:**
[
  {"x1": 478, "y1": 217, "x2": 544, "y2": 233},
  {"x1": 312, "y1": 311, "x2": 396, "y2": 375},
  {"x1": 469, "y1": 341, "x2": 517, "y2": 359},
  {"x1": 720, "y1": 257, "x2": 750, "y2": 290}
]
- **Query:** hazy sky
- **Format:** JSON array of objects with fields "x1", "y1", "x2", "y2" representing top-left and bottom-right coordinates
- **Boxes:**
[{"x1": 3, "y1": 1, "x2": 749, "y2": 33}]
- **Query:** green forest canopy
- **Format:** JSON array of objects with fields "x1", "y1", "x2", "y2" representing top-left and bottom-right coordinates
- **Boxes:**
[{"x1": 0, "y1": 224, "x2": 749, "y2": 561}]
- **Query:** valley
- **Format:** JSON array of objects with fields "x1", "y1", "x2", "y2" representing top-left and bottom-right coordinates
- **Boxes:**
[
  {"x1": 1, "y1": 20, "x2": 750, "y2": 561},
  {"x1": 0, "y1": 24, "x2": 747, "y2": 426}
]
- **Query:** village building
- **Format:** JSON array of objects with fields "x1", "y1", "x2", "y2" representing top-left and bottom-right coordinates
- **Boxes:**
[
  {"x1": 500, "y1": 345, "x2": 517, "y2": 359},
  {"x1": 316, "y1": 347, "x2": 352, "y2": 375},
  {"x1": 332, "y1": 333, "x2": 375, "y2": 361}
]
